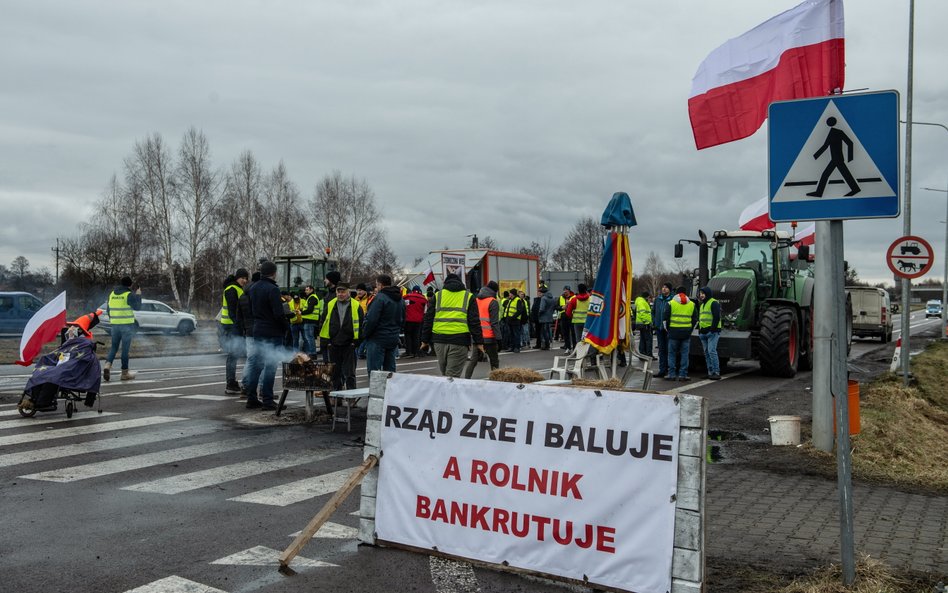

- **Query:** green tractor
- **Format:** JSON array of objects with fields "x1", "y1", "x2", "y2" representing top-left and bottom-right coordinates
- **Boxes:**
[
  {"x1": 674, "y1": 229, "x2": 815, "y2": 377},
  {"x1": 272, "y1": 254, "x2": 339, "y2": 299}
]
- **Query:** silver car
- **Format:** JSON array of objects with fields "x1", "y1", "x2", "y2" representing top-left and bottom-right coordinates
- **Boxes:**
[{"x1": 98, "y1": 298, "x2": 197, "y2": 335}]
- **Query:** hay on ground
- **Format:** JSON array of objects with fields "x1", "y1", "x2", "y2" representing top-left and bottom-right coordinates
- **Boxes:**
[
  {"x1": 489, "y1": 368, "x2": 544, "y2": 383},
  {"x1": 570, "y1": 377, "x2": 623, "y2": 389}
]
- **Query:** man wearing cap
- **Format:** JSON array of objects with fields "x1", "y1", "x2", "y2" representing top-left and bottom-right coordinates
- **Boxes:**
[
  {"x1": 103, "y1": 275, "x2": 142, "y2": 381},
  {"x1": 421, "y1": 273, "x2": 484, "y2": 377},
  {"x1": 299, "y1": 285, "x2": 321, "y2": 356},
  {"x1": 320, "y1": 282, "x2": 362, "y2": 391},
  {"x1": 320, "y1": 270, "x2": 342, "y2": 362},
  {"x1": 221, "y1": 268, "x2": 249, "y2": 394},
  {"x1": 652, "y1": 282, "x2": 674, "y2": 378},
  {"x1": 557, "y1": 286, "x2": 575, "y2": 350},
  {"x1": 243, "y1": 261, "x2": 290, "y2": 410}
]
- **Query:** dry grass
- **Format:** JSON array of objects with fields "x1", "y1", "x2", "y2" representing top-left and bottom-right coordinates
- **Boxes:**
[
  {"x1": 804, "y1": 340, "x2": 948, "y2": 492},
  {"x1": 488, "y1": 368, "x2": 545, "y2": 384},
  {"x1": 777, "y1": 555, "x2": 937, "y2": 593},
  {"x1": 569, "y1": 377, "x2": 624, "y2": 389}
]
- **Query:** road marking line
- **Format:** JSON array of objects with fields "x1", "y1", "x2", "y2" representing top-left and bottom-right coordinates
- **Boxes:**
[
  {"x1": 0, "y1": 424, "x2": 218, "y2": 468},
  {"x1": 178, "y1": 395, "x2": 233, "y2": 401},
  {"x1": 665, "y1": 367, "x2": 758, "y2": 394},
  {"x1": 227, "y1": 466, "x2": 356, "y2": 506},
  {"x1": 209, "y1": 545, "x2": 336, "y2": 568},
  {"x1": 20, "y1": 431, "x2": 290, "y2": 483},
  {"x1": 119, "y1": 392, "x2": 182, "y2": 398},
  {"x1": 123, "y1": 575, "x2": 228, "y2": 593},
  {"x1": 0, "y1": 416, "x2": 186, "y2": 447},
  {"x1": 123, "y1": 449, "x2": 347, "y2": 494},
  {"x1": 289, "y1": 521, "x2": 358, "y2": 539},
  {"x1": 0, "y1": 412, "x2": 120, "y2": 429}
]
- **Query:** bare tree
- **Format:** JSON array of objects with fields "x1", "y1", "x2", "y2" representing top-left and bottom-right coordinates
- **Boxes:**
[
  {"x1": 479, "y1": 235, "x2": 498, "y2": 251},
  {"x1": 517, "y1": 239, "x2": 552, "y2": 273},
  {"x1": 128, "y1": 133, "x2": 181, "y2": 307},
  {"x1": 640, "y1": 251, "x2": 667, "y2": 297},
  {"x1": 259, "y1": 161, "x2": 307, "y2": 259},
  {"x1": 551, "y1": 217, "x2": 604, "y2": 285},
  {"x1": 368, "y1": 237, "x2": 399, "y2": 276},
  {"x1": 219, "y1": 150, "x2": 265, "y2": 270},
  {"x1": 175, "y1": 127, "x2": 221, "y2": 310},
  {"x1": 307, "y1": 171, "x2": 384, "y2": 279}
]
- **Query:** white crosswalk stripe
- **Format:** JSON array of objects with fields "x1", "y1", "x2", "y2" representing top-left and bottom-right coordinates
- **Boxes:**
[
  {"x1": 123, "y1": 449, "x2": 347, "y2": 494},
  {"x1": 0, "y1": 412, "x2": 120, "y2": 429},
  {"x1": 227, "y1": 466, "x2": 356, "y2": 506},
  {"x1": 20, "y1": 431, "x2": 292, "y2": 483},
  {"x1": 0, "y1": 416, "x2": 186, "y2": 447},
  {"x1": 123, "y1": 575, "x2": 228, "y2": 593},
  {"x1": 0, "y1": 424, "x2": 220, "y2": 469}
]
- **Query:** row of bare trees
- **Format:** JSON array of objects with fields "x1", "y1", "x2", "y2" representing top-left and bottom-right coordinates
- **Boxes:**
[{"x1": 59, "y1": 128, "x2": 392, "y2": 312}]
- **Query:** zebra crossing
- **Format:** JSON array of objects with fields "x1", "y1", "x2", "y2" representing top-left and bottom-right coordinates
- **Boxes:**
[{"x1": 0, "y1": 412, "x2": 362, "y2": 509}]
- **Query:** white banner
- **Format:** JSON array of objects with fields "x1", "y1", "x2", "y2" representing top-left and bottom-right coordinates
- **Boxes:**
[{"x1": 375, "y1": 374, "x2": 680, "y2": 593}]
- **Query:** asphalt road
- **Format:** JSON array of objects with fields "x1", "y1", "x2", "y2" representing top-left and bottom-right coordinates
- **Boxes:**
[{"x1": 0, "y1": 311, "x2": 941, "y2": 593}]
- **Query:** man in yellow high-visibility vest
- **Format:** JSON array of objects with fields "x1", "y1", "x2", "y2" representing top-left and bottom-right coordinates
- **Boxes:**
[
  {"x1": 662, "y1": 286, "x2": 698, "y2": 382},
  {"x1": 221, "y1": 268, "x2": 249, "y2": 394},
  {"x1": 634, "y1": 290, "x2": 653, "y2": 357},
  {"x1": 420, "y1": 273, "x2": 484, "y2": 377},
  {"x1": 103, "y1": 276, "x2": 142, "y2": 382}
]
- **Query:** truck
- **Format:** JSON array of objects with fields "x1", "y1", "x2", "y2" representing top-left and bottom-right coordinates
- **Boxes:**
[
  {"x1": 674, "y1": 229, "x2": 817, "y2": 377},
  {"x1": 847, "y1": 286, "x2": 893, "y2": 342},
  {"x1": 272, "y1": 254, "x2": 339, "y2": 299}
]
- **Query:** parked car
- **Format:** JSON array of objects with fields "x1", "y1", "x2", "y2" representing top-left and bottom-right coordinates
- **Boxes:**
[
  {"x1": 98, "y1": 299, "x2": 197, "y2": 335},
  {"x1": 846, "y1": 286, "x2": 893, "y2": 342},
  {"x1": 926, "y1": 300, "x2": 944, "y2": 318},
  {"x1": 0, "y1": 292, "x2": 45, "y2": 335}
]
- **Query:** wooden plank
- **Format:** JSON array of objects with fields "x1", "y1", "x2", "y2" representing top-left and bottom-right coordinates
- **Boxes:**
[
  {"x1": 671, "y1": 547, "x2": 701, "y2": 582},
  {"x1": 279, "y1": 454, "x2": 378, "y2": 570},
  {"x1": 678, "y1": 428, "x2": 704, "y2": 458},
  {"x1": 678, "y1": 394, "x2": 703, "y2": 428},
  {"x1": 673, "y1": 508, "x2": 700, "y2": 550},
  {"x1": 671, "y1": 578, "x2": 703, "y2": 593}
]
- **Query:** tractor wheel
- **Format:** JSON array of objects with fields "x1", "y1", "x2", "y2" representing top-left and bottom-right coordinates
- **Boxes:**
[
  {"x1": 798, "y1": 306, "x2": 814, "y2": 371},
  {"x1": 758, "y1": 306, "x2": 800, "y2": 378}
]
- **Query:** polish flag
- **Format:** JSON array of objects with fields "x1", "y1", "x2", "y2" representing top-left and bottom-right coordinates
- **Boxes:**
[
  {"x1": 422, "y1": 263, "x2": 436, "y2": 286},
  {"x1": 794, "y1": 222, "x2": 816, "y2": 246},
  {"x1": 739, "y1": 197, "x2": 776, "y2": 231},
  {"x1": 689, "y1": 0, "x2": 845, "y2": 150},
  {"x1": 15, "y1": 291, "x2": 67, "y2": 366}
]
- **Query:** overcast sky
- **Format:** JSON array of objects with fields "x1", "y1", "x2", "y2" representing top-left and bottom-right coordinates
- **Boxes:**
[{"x1": 2, "y1": 1, "x2": 947, "y2": 286}]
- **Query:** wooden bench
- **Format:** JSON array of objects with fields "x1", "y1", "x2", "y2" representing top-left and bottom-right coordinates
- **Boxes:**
[{"x1": 327, "y1": 387, "x2": 370, "y2": 432}]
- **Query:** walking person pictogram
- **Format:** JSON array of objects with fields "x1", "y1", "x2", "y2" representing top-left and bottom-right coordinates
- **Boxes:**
[{"x1": 806, "y1": 116, "x2": 861, "y2": 197}]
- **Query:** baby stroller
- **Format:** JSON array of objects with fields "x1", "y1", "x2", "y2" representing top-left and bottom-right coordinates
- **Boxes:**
[{"x1": 17, "y1": 311, "x2": 104, "y2": 419}]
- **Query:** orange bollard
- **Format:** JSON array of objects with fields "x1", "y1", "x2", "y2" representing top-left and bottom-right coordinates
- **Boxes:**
[{"x1": 833, "y1": 380, "x2": 861, "y2": 436}]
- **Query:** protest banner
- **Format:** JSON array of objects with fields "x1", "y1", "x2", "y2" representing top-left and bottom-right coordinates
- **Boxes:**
[{"x1": 374, "y1": 374, "x2": 681, "y2": 593}]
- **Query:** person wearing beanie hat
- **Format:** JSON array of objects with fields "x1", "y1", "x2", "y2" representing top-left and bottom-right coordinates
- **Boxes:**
[
  {"x1": 103, "y1": 274, "x2": 143, "y2": 382},
  {"x1": 537, "y1": 284, "x2": 556, "y2": 350},
  {"x1": 652, "y1": 282, "x2": 675, "y2": 377},
  {"x1": 221, "y1": 268, "x2": 251, "y2": 394},
  {"x1": 325, "y1": 270, "x2": 341, "y2": 288},
  {"x1": 242, "y1": 258, "x2": 290, "y2": 410},
  {"x1": 663, "y1": 285, "x2": 698, "y2": 382},
  {"x1": 421, "y1": 272, "x2": 484, "y2": 377},
  {"x1": 565, "y1": 283, "x2": 591, "y2": 348},
  {"x1": 697, "y1": 286, "x2": 722, "y2": 380},
  {"x1": 464, "y1": 280, "x2": 502, "y2": 378},
  {"x1": 298, "y1": 285, "x2": 321, "y2": 356},
  {"x1": 403, "y1": 282, "x2": 428, "y2": 358},
  {"x1": 554, "y1": 285, "x2": 575, "y2": 349}
]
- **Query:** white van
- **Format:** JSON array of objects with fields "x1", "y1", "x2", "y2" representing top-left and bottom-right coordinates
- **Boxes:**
[{"x1": 847, "y1": 286, "x2": 893, "y2": 342}]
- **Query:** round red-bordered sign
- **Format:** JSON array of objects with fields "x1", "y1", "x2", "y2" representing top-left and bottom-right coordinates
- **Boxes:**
[{"x1": 886, "y1": 235, "x2": 935, "y2": 279}]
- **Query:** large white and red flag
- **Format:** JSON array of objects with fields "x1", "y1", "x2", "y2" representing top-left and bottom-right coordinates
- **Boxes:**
[
  {"x1": 689, "y1": 0, "x2": 845, "y2": 150},
  {"x1": 794, "y1": 222, "x2": 816, "y2": 246},
  {"x1": 15, "y1": 291, "x2": 67, "y2": 366},
  {"x1": 422, "y1": 263, "x2": 436, "y2": 286},
  {"x1": 739, "y1": 197, "x2": 776, "y2": 231}
]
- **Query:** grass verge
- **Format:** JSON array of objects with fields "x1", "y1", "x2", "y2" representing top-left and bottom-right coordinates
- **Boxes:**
[{"x1": 777, "y1": 555, "x2": 940, "y2": 593}]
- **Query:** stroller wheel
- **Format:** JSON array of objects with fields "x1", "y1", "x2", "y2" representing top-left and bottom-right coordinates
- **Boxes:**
[
  {"x1": 66, "y1": 401, "x2": 74, "y2": 418},
  {"x1": 17, "y1": 394, "x2": 37, "y2": 418}
]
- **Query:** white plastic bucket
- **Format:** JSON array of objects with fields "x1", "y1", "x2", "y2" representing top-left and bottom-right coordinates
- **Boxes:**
[{"x1": 768, "y1": 415, "x2": 801, "y2": 446}]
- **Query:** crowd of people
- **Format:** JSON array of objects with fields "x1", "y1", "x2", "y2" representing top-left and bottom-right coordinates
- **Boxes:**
[{"x1": 213, "y1": 263, "x2": 724, "y2": 409}]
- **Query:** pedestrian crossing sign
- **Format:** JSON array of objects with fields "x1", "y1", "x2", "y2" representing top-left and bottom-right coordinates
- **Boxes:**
[{"x1": 768, "y1": 90, "x2": 900, "y2": 222}]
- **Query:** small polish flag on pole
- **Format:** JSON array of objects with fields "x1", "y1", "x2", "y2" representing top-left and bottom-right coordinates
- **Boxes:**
[
  {"x1": 689, "y1": 0, "x2": 845, "y2": 150},
  {"x1": 739, "y1": 197, "x2": 776, "y2": 232},
  {"x1": 15, "y1": 291, "x2": 67, "y2": 366},
  {"x1": 422, "y1": 263, "x2": 436, "y2": 286}
]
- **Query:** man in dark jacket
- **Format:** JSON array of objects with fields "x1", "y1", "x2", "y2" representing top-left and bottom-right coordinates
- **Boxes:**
[
  {"x1": 537, "y1": 286, "x2": 555, "y2": 350},
  {"x1": 236, "y1": 271, "x2": 260, "y2": 396},
  {"x1": 697, "y1": 286, "x2": 722, "y2": 380},
  {"x1": 464, "y1": 281, "x2": 502, "y2": 379},
  {"x1": 662, "y1": 286, "x2": 699, "y2": 382},
  {"x1": 421, "y1": 273, "x2": 484, "y2": 377},
  {"x1": 363, "y1": 274, "x2": 404, "y2": 373},
  {"x1": 221, "y1": 268, "x2": 249, "y2": 394},
  {"x1": 502, "y1": 290, "x2": 527, "y2": 353},
  {"x1": 242, "y1": 261, "x2": 290, "y2": 410},
  {"x1": 321, "y1": 283, "x2": 362, "y2": 390},
  {"x1": 319, "y1": 270, "x2": 342, "y2": 362},
  {"x1": 530, "y1": 292, "x2": 543, "y2": 349},
  {"x1": 652, "y1": 282, "x2": 674, "y2": 378},
  {"x1": 103, "y1": 276, "x2": 142, "y2": 381}
]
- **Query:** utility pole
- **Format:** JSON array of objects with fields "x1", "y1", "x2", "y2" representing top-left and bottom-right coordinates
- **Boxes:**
[
  {"x1": 911, "y1": 119, "x2": 948, "y2": 337},
  {"x1": 900, "y1": 0, "x2": 915, "y2": 385},
  {"x1": 51, "y1": 237, "x2": 61, "y2": 285}
]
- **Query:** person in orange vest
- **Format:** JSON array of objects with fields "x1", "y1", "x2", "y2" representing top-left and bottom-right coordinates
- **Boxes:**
[{"x1": 464, "y1": 281, "x2": 502, "y2": 378}]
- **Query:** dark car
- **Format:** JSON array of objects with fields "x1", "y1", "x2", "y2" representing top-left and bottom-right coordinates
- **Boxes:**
[{"x1": 0, "y1": 292, "x2": 45, "y2": 335}]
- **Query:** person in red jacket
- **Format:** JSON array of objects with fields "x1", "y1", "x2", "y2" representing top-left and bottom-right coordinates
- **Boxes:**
[
  {"x1": 565, "y1": 283, "x2": 592, "y2": 348},
  {"x1": 402, "y1": 285, "x2": 428, "y2": 358}
]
